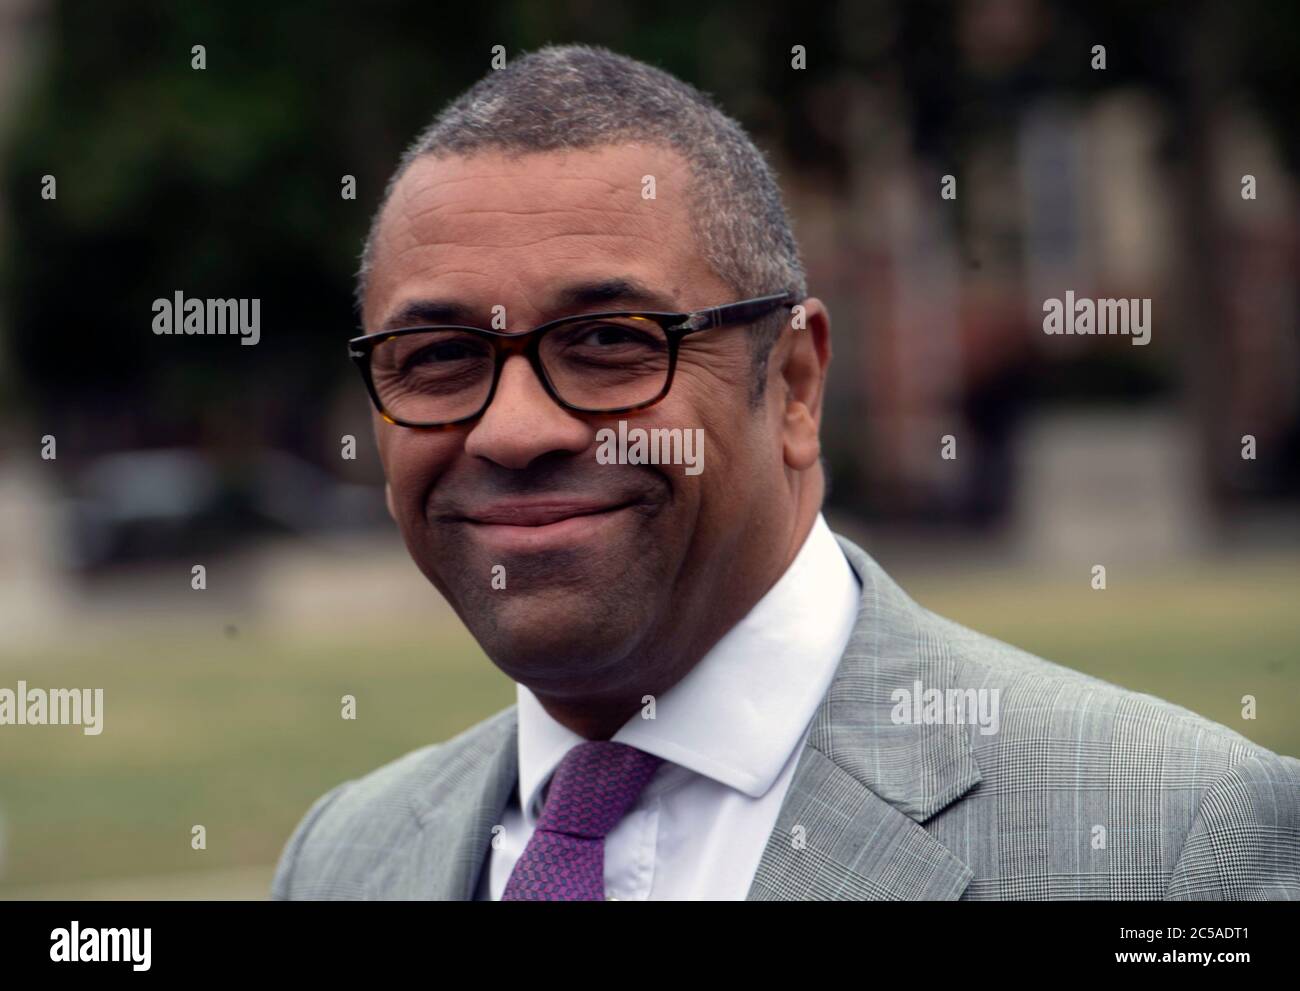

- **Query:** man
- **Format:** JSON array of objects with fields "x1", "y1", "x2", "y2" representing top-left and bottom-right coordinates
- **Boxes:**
[{"x1": 273, "y1": 45, "x2": 1299, "y2": 900}]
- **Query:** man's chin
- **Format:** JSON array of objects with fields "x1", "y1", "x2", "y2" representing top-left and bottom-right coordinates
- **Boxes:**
[{"x1": 466, "y1": 593, "x2": 648, "y2": 690}]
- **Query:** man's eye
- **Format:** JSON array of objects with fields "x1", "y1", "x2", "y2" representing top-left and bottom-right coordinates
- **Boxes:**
[
  {"x1": 405, "y1": 339, "x2": 484, "y2": 367},
  {"x1": 580, "y1": 324, "x2": 637, "y2": 345},
  {"x1": 571, "y1": 323, "x2": 661, "y2": 348}
]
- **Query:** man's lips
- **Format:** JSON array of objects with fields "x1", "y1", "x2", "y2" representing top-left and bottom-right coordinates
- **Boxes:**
[
  {"x1": 451, "y1": 499, "x2": 636, "y2": 527},
  {"x1": 441, "y1": 498, "x2": 643, "y2": 554}
]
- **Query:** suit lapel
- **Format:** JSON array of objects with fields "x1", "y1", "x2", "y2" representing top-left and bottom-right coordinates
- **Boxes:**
[
  {"x1": 748, "y1": 536, "x2": 981, "y2": 900},
  {"x1": 377, "y1": 710, "x2": 519, "y2": 900},
  {"x1": 746, "y1": 747, "x2": 973, "y2": 899}
]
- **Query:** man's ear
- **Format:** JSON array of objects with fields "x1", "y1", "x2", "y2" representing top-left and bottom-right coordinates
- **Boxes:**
[
  {"x1": 777, "y1": 297, "x2": 831, "y2": 471},
  {"x1": 384, "y1": 480, "x2": 397, "y2": 523}
]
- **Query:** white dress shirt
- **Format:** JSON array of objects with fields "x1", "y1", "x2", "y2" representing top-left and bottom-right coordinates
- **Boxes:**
[{"x1": 487, "y1": 513, "x2": 861, "y2": 900}]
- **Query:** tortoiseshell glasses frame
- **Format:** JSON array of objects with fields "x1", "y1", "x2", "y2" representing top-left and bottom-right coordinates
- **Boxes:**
[{"x1": 347, "y1": 290, "x2": 798, "y2": 429}]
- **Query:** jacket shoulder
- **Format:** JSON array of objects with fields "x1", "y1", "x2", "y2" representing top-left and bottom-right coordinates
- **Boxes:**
[
  {"x1": 926, "y1": 605, "x2": 1269, "y2": 762},
  {"x1": 271, "y1": 705, "x2": 516, "y2": 899},
  {"x1": 1166, "y1": 749, "x2": 1300, "y2": 899},
  {"x1": 915, "y1": 608, "x2": 1299, "y2": 898}
]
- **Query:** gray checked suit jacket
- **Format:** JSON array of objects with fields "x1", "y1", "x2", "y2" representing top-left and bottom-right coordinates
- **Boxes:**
[{"x1": 272, "y1": 534, "x2": 1300, "y2": 900}]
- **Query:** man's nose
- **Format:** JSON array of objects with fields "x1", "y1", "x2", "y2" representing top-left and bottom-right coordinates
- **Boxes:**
[{"x1": 462, "y1": 353, "x2": 591, "y2": 469}]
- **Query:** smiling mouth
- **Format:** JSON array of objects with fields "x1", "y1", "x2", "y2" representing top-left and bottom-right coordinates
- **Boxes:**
[
  {"x1": 449, "y1": 499, "x2": 642, "y2": 554},
  {"x1": 457, "y1": 499, "x2": 638, "y2": 527}
]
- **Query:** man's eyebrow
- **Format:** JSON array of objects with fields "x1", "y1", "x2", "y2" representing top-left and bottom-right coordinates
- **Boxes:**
[
  {"x1": 375, "y1": 278, "x2": 679, "y2": 333},
  {"x1": 551, "y1": 278, "x2": 678, "y2": 314},
  {"x1": 379, "y1": 299, "x2": 476, "y2": 331}
]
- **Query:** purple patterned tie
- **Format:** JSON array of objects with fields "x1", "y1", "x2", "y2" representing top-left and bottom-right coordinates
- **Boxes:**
[{"x1": 501, "y1": 740, "x2": 664, "y2": 901}]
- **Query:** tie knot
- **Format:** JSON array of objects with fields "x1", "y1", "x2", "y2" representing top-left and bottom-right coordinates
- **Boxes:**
[{"x1": 535, "y1": 741, "x2": 665, "y2": 839}]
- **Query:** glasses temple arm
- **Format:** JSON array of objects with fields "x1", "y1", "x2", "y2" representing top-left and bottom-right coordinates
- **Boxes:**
[{"x1": 678, "y1": 291, "x2": 797, "y2": 332}]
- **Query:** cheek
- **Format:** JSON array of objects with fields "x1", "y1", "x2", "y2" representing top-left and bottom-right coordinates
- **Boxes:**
[
  {"x1": 657, "y1": 374, "x2": 771, "y2": 495},
  {"x1": 377, "y1": 426, "x2": 460, "y2": 515}
]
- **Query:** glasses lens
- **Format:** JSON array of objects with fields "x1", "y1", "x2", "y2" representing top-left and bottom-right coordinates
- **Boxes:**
[
  {"x1": 540, "y1": 316, "x2": 671, "y2": 411},
  {"x1": 369, "y1": 330, "x2": 495, "y2": 424}
]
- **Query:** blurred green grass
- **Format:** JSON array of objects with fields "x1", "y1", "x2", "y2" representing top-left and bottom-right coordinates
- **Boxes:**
[
  {"x1": 902, "y1": 556, "x2": 1299, "y2": 757},
  {"x1": 0, "y1": 620, "x2": 512, "y2": 892},
  {"x1": 0, "y1": 555, "x2": 1296, "y2": 893}
]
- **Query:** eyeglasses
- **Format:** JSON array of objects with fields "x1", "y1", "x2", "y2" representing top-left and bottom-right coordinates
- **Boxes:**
[{"x1": 348, "y1": 291, "x2": 798, "y2": 429}]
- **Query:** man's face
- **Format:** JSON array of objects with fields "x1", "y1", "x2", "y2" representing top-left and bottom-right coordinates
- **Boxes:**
[{"x1": 364, "y1": 143, "x2": 806, "y2": 707}]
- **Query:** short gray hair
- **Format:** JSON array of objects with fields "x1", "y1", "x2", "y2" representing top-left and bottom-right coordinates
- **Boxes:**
[{"x1": 357, "y1": 44, "x2": 806, "y2": 395}]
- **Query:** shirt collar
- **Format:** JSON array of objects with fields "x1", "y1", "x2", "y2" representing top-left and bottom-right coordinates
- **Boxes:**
[{"x1": 515, "y1": 513, "x2": 861, "y2": 823}]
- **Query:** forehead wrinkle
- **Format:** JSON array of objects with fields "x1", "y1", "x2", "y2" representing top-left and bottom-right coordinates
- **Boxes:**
[
  {"x1": 407, "y1": 169, "x2": 635, "y2": 194},
  {"x1": 382, "y1": 214, "x2": 678, "y2": 259},
  {"x1": 401, "y1": 187, "x2": 669, "y2": 225},
  {"x1": 441, "y1": 205, "x2": 651, "y2": 219},
  {"x1": 392, "y1": 175, "x2": 648, "y2": 228},
  {"x1": 382, "y1": 174, "x2": 669, "y2": 226},
  {"x1": 409, "y1": 143, "x2": 682, "y2": 183}
]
